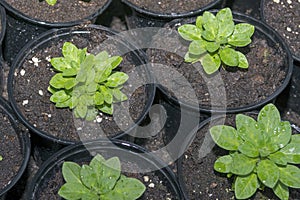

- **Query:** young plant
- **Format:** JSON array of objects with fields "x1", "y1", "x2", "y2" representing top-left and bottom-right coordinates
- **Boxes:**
[
  {"x1": 0, "y1": 155, "x2": 2, "y2": 161},
  {"x1": 178, "y1": 7, "x2": 255, "y2": 74},
  {"x1": 58, "y1": 154, "x2": 146, "y2": 200},
  {"x1": 48, "y1": 42, "x2": 129, "y2": 121},
  {"x1": 210, "y1": 103, "x2": 300, "y2": 200},
  {"x1": 43, "y1": 0, "x2": 91, "y2": 6}
]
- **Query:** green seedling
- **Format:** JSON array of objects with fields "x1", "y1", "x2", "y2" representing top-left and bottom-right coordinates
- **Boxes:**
[
  {"x1": 210, "y1": 103, "x2": 300, "y2": 200},
  {"x1": 43, "y1": 0, "x2": 91, "y2": 6},
  {"x1": 58, "y1": 154, "x2": 146, "y2": 200},
  {"x1": 0, "y1": 155, "x2": 2, "y2": 161},
  {"x1": 178, "y1": 7, "x2": 255, "y2": 74},
  {"x1": 48, "y1": 42, "x2": 128, "y2": 120}
]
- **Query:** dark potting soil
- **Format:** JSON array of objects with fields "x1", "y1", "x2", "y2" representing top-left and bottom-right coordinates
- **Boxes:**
[
  {"x1": 12, "y1": 27, "x2": 150, "y2": 142},
  {"x1": 125, "y1": 0, "x2": 218, "y2": 14},
  {"x1": 0, "y1": 109, "x2": 23, "y2": 191},
  {"x1": 179, "y1": 113, "x2": 300, "y2": 199},
  {"x1": 262, "y1": 0, "x2": 300, "y2": 60},
  {"x1": 147, "y1": 20, "x2": 287, "y2": 111},
  {"x1": 3, "y1": 0, "x2": 109, "y2": 23},
  {"x1": 34, "y1": 159, "x2": 178, "y2": 199}
]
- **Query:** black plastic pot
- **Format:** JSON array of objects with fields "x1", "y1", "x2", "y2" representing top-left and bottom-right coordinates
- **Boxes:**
[
  {"x1": 0, "y1": 0, "x2": 112, "y2": 65},
  {"x1": 0, "y1": 96, "x2": 31, "y2": 198},
  {"x1": 155, "y1": 10, "x2": 293, "y2": 115},
  {"x1": 26, "y1": 139, "x2": 184, "y2": 199},
  {"x1": 260, "y1": 0, "x2": 300, "y2": 62},
  {"x1": 122, "y1": 0, "x2": 224, "y2": 29},
  {"x1": 177, "y1": 112, "x2": 300, "y2": 199},
  {"x1": 7, "y1": 24, "x2": 156, "y2": 163},
  {"x1": 0, "y1": 6, "x2": 6, "y2": 92}
]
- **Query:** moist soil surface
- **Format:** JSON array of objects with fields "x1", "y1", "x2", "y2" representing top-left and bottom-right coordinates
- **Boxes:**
[
  {"x1": 261, "y1": 0, "x2": 300, "y2": 60},
  {"x1": 0, "y1": 106, "x2": 23, "y2": 192},
  {"x1": 179, "y1": 113, "x2": 300, "y2": 200},
  {"x1": 11, "y1": 27, "x2": 151, "y2": 142},
  {"x1": 125, "y1": 0, "x2": 220, "y2": 15},
  {"x1": 147, "y1": 17, "x2": 287, "y2": 111},
  {"x1": 3, "y1": 0, "x2": 109, "y2": 23}
]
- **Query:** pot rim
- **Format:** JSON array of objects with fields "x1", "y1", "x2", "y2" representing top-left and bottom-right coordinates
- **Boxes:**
[
  {"x1": 0, "y1": 0, "x2": 112, "y2": 28},
  {"x1": 121, "y1": 0, "x2": 223, "y2": 19},
  {"x1": 0, "y1": 96, "x2": 31, "y2": 196}
]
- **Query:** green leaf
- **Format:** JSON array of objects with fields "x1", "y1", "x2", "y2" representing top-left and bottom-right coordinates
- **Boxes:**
[
  {"x1": 81, "y1": 54, "x2": 95, "y2": 71},
  {"x1": 228, "y1": 35, "x2": 252, "y2": 47},
  {"x1": 178, "y1": 24, "x2": 202, "y2": 41},
  {"x1": 237, "y1": 51, "x2": 249, "y2": 69},
  {"x1": 184, "y1": 52, "x2": 201, "y2": 63},
  {"x1": 201, "y1": 53, "x2": 221, "y2": 74},
  {"x1": 50, "y1": 57, "x2": 70, "y2": 72},
  {"x1": 50, "y1": 90, "x2": 70, "y2": 103},
  {"x1": 233, "y1": 23, "x2": 255, "y2": 38},
  {"x1": 62, "y1": 162, "x2": 82, "y2": 184},
  {"x1": 80, "y1": 165, "x2": 97, "y2": 189},
  {"x1": 188, "y1": 40, "x2": 207, "y2": 55},
  {"x1": 195, "y1": 16, "x2": 203, "y2": 29},
  {"x1": 100, "y1": 86, "x2": 113, "y2": 104},
  {"x1": 58, "y1": 182, "x2": 96, "y2": 200},
  {"x1": 62, "y1": 42, "x2": 80, "y2": 63},
  {"x1": 219, "y1": 47, "x2": 239, "y2": 67},
  {"x1": 105, "y1": 72, "x2": 129, "y2": 88},
  {"x1": 291, "y1": 134, "x2": 300, "y2": 143},
  {"x1": 214, "y1": 155, "x2": 232, "y2": 173},
  {"x1": 216, "y1": 8, "x2": 234, "y2": 38},
  {"x1": 230, "y1": 153, "x2": 256, "y2": 175},
  {"x1": 99, "y1": 157, "x2": 121, "y2": 194},
  {"x1": 234, "y1": 173, "x2": 259, "y2": 199},
  {"x1": 205, "y1": 41, "x2": 220, "y2": 53},
  {"x1": 112, "y1": 88, "x2": 128, "y2": 102},
  {"x1": 102, "y1": 176, "x2": 146, "y2": 200},
  {"x1": 279, "y1": 165, "x2": 300, "y2": 188},
  {"x1": 235, "y1": 114, "x2": 261, "y2": 147},
  {"x1": 273, "y1": 181, "x2": 289, "y2": 200},
  {"x1": 64, "y1": 78, "x2": 76, "y2": 90},
  {"x1": 238, "y1": 141, "x2": 259, "y2": 158},
  {"x1": 210, "y1": 125, "x2": 243, "y2": 151},
  {"x1": 108, "y1": 56, "x2": 123, "y2": 69},
  {"x1": 269, "y1": 151, "x2": 288, "y2": 166},
  {"x1": 280, "y1": 143, "x2": 300, "y2": 164},
  {"x1": 49, "y1": 73, "x2": 67, "y2": 89},
  {"x1": 45, "y1": 0, "x2": 57, "y2": 6},
  {"x1": 257, "y1": 159, "x2": 279, "y2": 188},
  {"x1": 98, "y1": 103, "x2": 113, "y2": 115},
  {"x1": 95, "y1": 51, "x2": 109, "y2": 62},
  {"x1": 56, "y1": 98, "x2": 72, "y2": 108},
  {"x1": 94, "y1": 92, "x2": 104, "y2": 105},
  {"x1": 74, "y1": 103, "x2": 87, "y2": 118},
  {"x1": 202, "y1": 11, "x2": 218, "y2": 41}
]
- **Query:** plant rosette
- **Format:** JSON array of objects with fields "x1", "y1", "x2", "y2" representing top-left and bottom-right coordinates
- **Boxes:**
[
  {"x1": 177, "y1": 104, "x2": 300, "y2": 200},
  {"x1": 26, "y1": 139, "x2": 183, "y2": 199},
  {"x1": 147, "y1": 8, "x2": 293, "y2": 113},
  {"x1": 121, "y1": 0, "x2": 224, "y2": 28},
  {"x1": 0, "y1": 97, "x2": 31, "y2": 197},
  {"x1": 7, "y1": 25, "x2": 155, "y2": 145},
  {"x1": 261, "y1": 0, "x2": 300, "y2": 62}
]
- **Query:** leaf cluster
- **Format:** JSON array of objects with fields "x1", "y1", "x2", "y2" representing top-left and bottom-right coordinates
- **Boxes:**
[
  {"x1": 210, "y1": 104, "x2": 300, "y2": 200},
  {"x1": 178, "y1": 8, "x2": 255, "y2": 74},
  {"x1": 49, "y1": 42, "x2": 128, "y2": 120},
  {"x1": 58, "y1": 154, "x2": 146, "y2": 200}
]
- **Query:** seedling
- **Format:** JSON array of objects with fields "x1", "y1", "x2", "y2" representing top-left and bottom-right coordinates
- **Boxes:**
[
  {"x1": 178, "y1": 7, "x2": 255, "y2": 74},
  {"x1": 48, "y1": 42, "x2": 128, "y2": 120},
  {"x1": 58, "y1": 154, "x2": 146, "y2": 200},
  {"x1": 43, "y1": 0, "x2": 91, "y2": 6},
  {"x1": 0, "y1": 155, "x2": 2, "y2": 161},
  {"x1": 210, "y1": 103, "x2": 300, "y2": 200}
]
